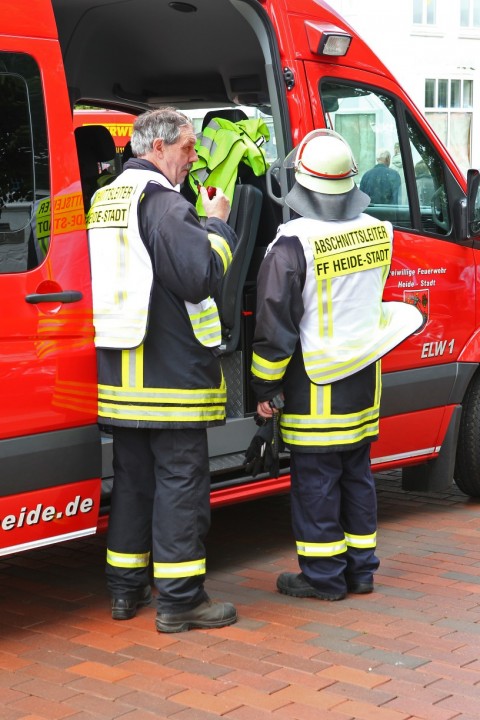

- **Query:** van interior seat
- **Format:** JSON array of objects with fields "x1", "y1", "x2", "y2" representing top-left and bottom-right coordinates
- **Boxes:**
[
  {"x1": 74, "y1": 125, "x2": 117, "y2": 211},
  {"x1": 122, "y1": 140, "x2": 134, "y2": 166},
  {"x1": 195, "y1": 109, "x2": 281, "y2": 352},
  {"x1": 201, "y1": 108, "x2": 248, "y2": 131},
  {"x1": 217, "y1": 182, "x2": 263, "y2": 354}
]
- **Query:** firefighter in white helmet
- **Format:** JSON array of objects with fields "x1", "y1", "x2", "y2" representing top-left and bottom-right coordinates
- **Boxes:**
[{"x1": 250, "y1": 129, "x2": 423, "y2": 600}]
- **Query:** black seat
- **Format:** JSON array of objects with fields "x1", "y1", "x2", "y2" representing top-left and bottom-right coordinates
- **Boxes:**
[
  {"x1": 201, "y1": 108, "x2": 248, "y2": 131},
  {"x1": 122, "y1": 140, "x2": 134, "y2": 166},
  {"x1": 217, "y1": 183, "x2": 263, "y2": 354},
  {"x1": 74, "y1": 125, "x2": 117, "y2": 211},
  {"x1": 200, "y1": 109, "x2": 282, "y2": 275}
]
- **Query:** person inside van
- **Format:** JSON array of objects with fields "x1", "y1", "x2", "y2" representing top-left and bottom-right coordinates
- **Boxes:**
[
  {"x1": 415, "y1": 160, "x2": 435, "y2": 207},
  {"x1": 360, "y1": 149, "x2": 401, "y2": 205}
]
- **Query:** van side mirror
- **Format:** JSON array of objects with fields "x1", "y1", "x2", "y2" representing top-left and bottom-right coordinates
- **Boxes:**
[{"x1": 467, "y1": 168, "x2": 480, "y2": 237}]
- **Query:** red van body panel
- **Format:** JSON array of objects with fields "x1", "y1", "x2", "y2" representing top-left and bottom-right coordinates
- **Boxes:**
[{"x1": 1, "y1": 0, "x2": 479, "y2": 554}]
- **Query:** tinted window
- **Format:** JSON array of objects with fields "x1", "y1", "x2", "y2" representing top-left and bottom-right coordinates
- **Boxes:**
[
  {"x1": 0, "y1": 53, "x2": 49, "y2": 272},
  {"x1": 321, "y1": 81, "x2": 451, "y2": 237}
]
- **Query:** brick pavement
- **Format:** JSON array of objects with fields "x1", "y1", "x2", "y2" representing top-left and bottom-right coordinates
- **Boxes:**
[{"x1": 0, "y1": 471, "x2": 480, "y2": 719}]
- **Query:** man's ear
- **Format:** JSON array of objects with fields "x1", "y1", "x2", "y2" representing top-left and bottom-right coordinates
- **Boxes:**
[{"x1": 152, "y1": 138, "x2": 164, "y2": 155}]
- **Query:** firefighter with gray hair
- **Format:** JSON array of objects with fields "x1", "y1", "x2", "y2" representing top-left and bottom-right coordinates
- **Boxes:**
[
  {"x1": 250, "y1": 129, "x2": 422, "y2": 600},
  {"x1": 87, "y1": 107, "x2": 238, "y2": 632}
]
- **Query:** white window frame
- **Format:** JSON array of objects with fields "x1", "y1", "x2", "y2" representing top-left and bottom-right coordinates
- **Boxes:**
[
  {"x1": 424, "y1": 78, "x2": 473, "y2": 172},
  {"x1": 413, "y1": 0, "x2": 437, "y2": 25},
  {"x1": 460, "y1": 0, "x2": 480, "y2": 27}
]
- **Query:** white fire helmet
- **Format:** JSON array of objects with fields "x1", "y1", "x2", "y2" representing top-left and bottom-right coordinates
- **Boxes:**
[{"x1": 285, "y1": 129, "x2": 358, "y2": 195}]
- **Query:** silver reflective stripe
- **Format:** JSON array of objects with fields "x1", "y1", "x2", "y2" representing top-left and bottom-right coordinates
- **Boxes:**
[
  {"x1": 106, "y1": 549, "x2": 150, "y2": 568},
  {"x1": 345, "y1": 532, "x2": 377, "y2": 549},
  {"x1": 98, "y1": 385, "x2": 226, "y2": 403},
  {"x1": 153, "y1": 558, "x2": 206, "y2": 578},
  {"x1": 296, "y1": 539, "x2": 347, "y2": 557},
  {"x1": 282, "y1": 406, "x2": 379, "y2": 428},
  {"x1": 251, "y1": 352, "x2": 290, "y2": 381},
  {"x1": 185, "y1": 298, "x2": 222, "y2": 347},
  {"x1": 281, "y1": 426, "x2": 379, "y2": 446},
  {"x1": 99, "y1": 404, "x2": 225, "y2": 422}
]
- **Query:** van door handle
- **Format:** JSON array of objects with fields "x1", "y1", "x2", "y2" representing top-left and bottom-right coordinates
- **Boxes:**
[{"x1": 25, "y1": 291, "x2": 83, "y2": 304}]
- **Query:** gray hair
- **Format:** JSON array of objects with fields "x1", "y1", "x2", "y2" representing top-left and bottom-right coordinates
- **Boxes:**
[
  {"x1": 377, "y1": 149, "x2": 391, "y2": 164},
  {"x1": 130, "y1": 107, "x2": 192, "y2": 157}
]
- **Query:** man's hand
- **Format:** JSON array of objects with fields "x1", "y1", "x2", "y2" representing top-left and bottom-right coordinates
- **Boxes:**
[
  {"x1": 200, "y1": 185, "x2": 230, "y2": 222},
  {"x1": 257, "y1": 400, "x2": 275, "y2": 419},
  {"x1": 256, "y1": 393, "x2": 284, "y2": 419}
]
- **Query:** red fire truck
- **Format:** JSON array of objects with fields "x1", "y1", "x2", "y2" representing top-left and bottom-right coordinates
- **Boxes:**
[{"x1": 1, "y1": 0, "x2": 480, "y2": 557}]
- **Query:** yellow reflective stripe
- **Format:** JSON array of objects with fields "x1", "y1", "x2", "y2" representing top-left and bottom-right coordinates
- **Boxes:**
[
  {"x1": 120, "y1": 345, "x2": 144, "y2": 389},
  {"x1": 319, "y1": 277, "x2": 333, "y2": 339},
  {"x1": 303, "y1": 338, "x2": 395, "y2": 384},
  {"x1": 101, "y1": 354, "x2": 226, "y2": 422},
  {"x1": 296, "y1": 539, "x2": 347, "y2": 557},
  {"x1": 209, "y1": 232, "x2": 233, "y2": 273},
  {"x1": 374, "y1": 361, "x2": 382, "y2": 405},
  {"x1": 345, "y1": 532, "x2": 377, "y2": 549},
  {"x1": 99, "y1": 403, "x2": 225, "y2": 422},
  {"x1": 106, "y1": 549, "x2": 150, "y2": 568},
  {"x1": 189, "y1": 305, "x2": 222, "y2": 345},
  {"x1": 282, "y1": 380, "x2": 380, "y2": 447},
  {"x1": 281, "y1": 424, "x2": 378, "y2": 447},
  {"x1": 99, "y1": 384, "x2": 226, "y2": 404},
  {"x1": 251, "y1": 351, "x2": 290, "y2": 381},
  {"x1": 284, "y1": 406, "x2": 379, "y2": 428},
  {"x1": 115, "y1": 229, "x2": 126, "y2": 306},
  {"x1": 311, "y1": 382, "x2": 330, "y2": 418},
  {"x1": 153, "y1": 558, "x2": 206, "y2": 578}
]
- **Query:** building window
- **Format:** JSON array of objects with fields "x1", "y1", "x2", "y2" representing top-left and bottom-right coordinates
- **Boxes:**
[
  {"x1": 460, "y1": 0, "x2": 480, "y2": 27},
  {"x1": 413, "y1": 0, "x2": 437, "y2": 24},
  {"x1": 425, "y1": 78, "x2": 473, "y2": 111},
  {"x1": 424, "y1": 78, "x2": 473, "y2": 172}
]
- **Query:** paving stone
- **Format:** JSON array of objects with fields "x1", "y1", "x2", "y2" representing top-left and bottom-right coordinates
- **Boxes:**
[{"x1": 1, "y1": 472, "x2": 480, "y2": 720}]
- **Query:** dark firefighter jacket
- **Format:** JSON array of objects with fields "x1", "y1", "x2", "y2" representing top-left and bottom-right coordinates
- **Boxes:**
[{"x1": 89, "y1": 158, "x2": 237, "y2": 429}]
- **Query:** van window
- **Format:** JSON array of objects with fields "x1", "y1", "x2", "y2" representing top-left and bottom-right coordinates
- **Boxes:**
[
  {"x1": 321, "y1": 80, "x2": 451, "y2": 237},
  {"x1": 405, "y1": 110, "x2": 451, "y2": 235},
  {"x1": 0, "y1": 53, "x2": 49, "y2": 272}
]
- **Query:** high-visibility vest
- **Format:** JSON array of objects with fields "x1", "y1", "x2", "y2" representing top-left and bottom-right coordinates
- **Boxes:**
[
  {"x1": 188, "y1": 116, "x2": 270, "y2": 215},
  {"x1": 252, "y1": 214, "x2": 423, "y2": 386},
  {"x1": 251, "y1": 214, "x2": 423, "y2": 449},
  {"x1": 87, "y1": 168, "x2": 224, "y2": 350}
]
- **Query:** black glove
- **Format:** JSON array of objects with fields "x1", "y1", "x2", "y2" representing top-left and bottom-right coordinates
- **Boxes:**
[{"x1": 244, "y1": 415, "x2": 281, "y2": 478}]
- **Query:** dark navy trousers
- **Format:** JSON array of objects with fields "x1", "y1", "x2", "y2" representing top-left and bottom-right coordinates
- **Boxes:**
[
  {"x1": 106, "y1": 426, "x2": 211, "y2": 613},
  {"x1": 290, "y1": 444, "x2": 380, "y2": 595}
]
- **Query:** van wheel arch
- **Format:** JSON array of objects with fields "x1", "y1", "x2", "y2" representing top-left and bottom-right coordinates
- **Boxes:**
[{"x1": 454, "y1": 371, "x2": 480, "y2": 497}]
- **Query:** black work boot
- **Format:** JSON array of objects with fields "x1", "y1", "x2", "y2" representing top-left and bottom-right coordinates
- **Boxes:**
[
  {"x1": 277, "y1": 572, "x2": 346, "y2": 601},
  {"x1": 156, "y1": 599, "x2": 238, "y2": 633},
  {"x1": 111, "y1": 584, "x2": 152, "y2": 620},
  {"x1": 347, "y1": 580, "x2": 374, "y2": 594}
]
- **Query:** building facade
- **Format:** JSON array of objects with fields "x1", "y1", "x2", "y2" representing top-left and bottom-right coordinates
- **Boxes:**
[{"x1": 327, "y1": 0, "x2": 480, "y2": 173}]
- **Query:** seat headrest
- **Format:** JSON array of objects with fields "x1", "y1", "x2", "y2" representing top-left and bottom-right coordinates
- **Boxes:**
[
  {"x1": 74, "y1": 125, "x2": 116, "y2": 162},
  {"x1": 122, "y1": 140, "x2": 134, "y2": 165},
  {"x1": 201, "y1": 108, "x2": 248, "y2": 131}
]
